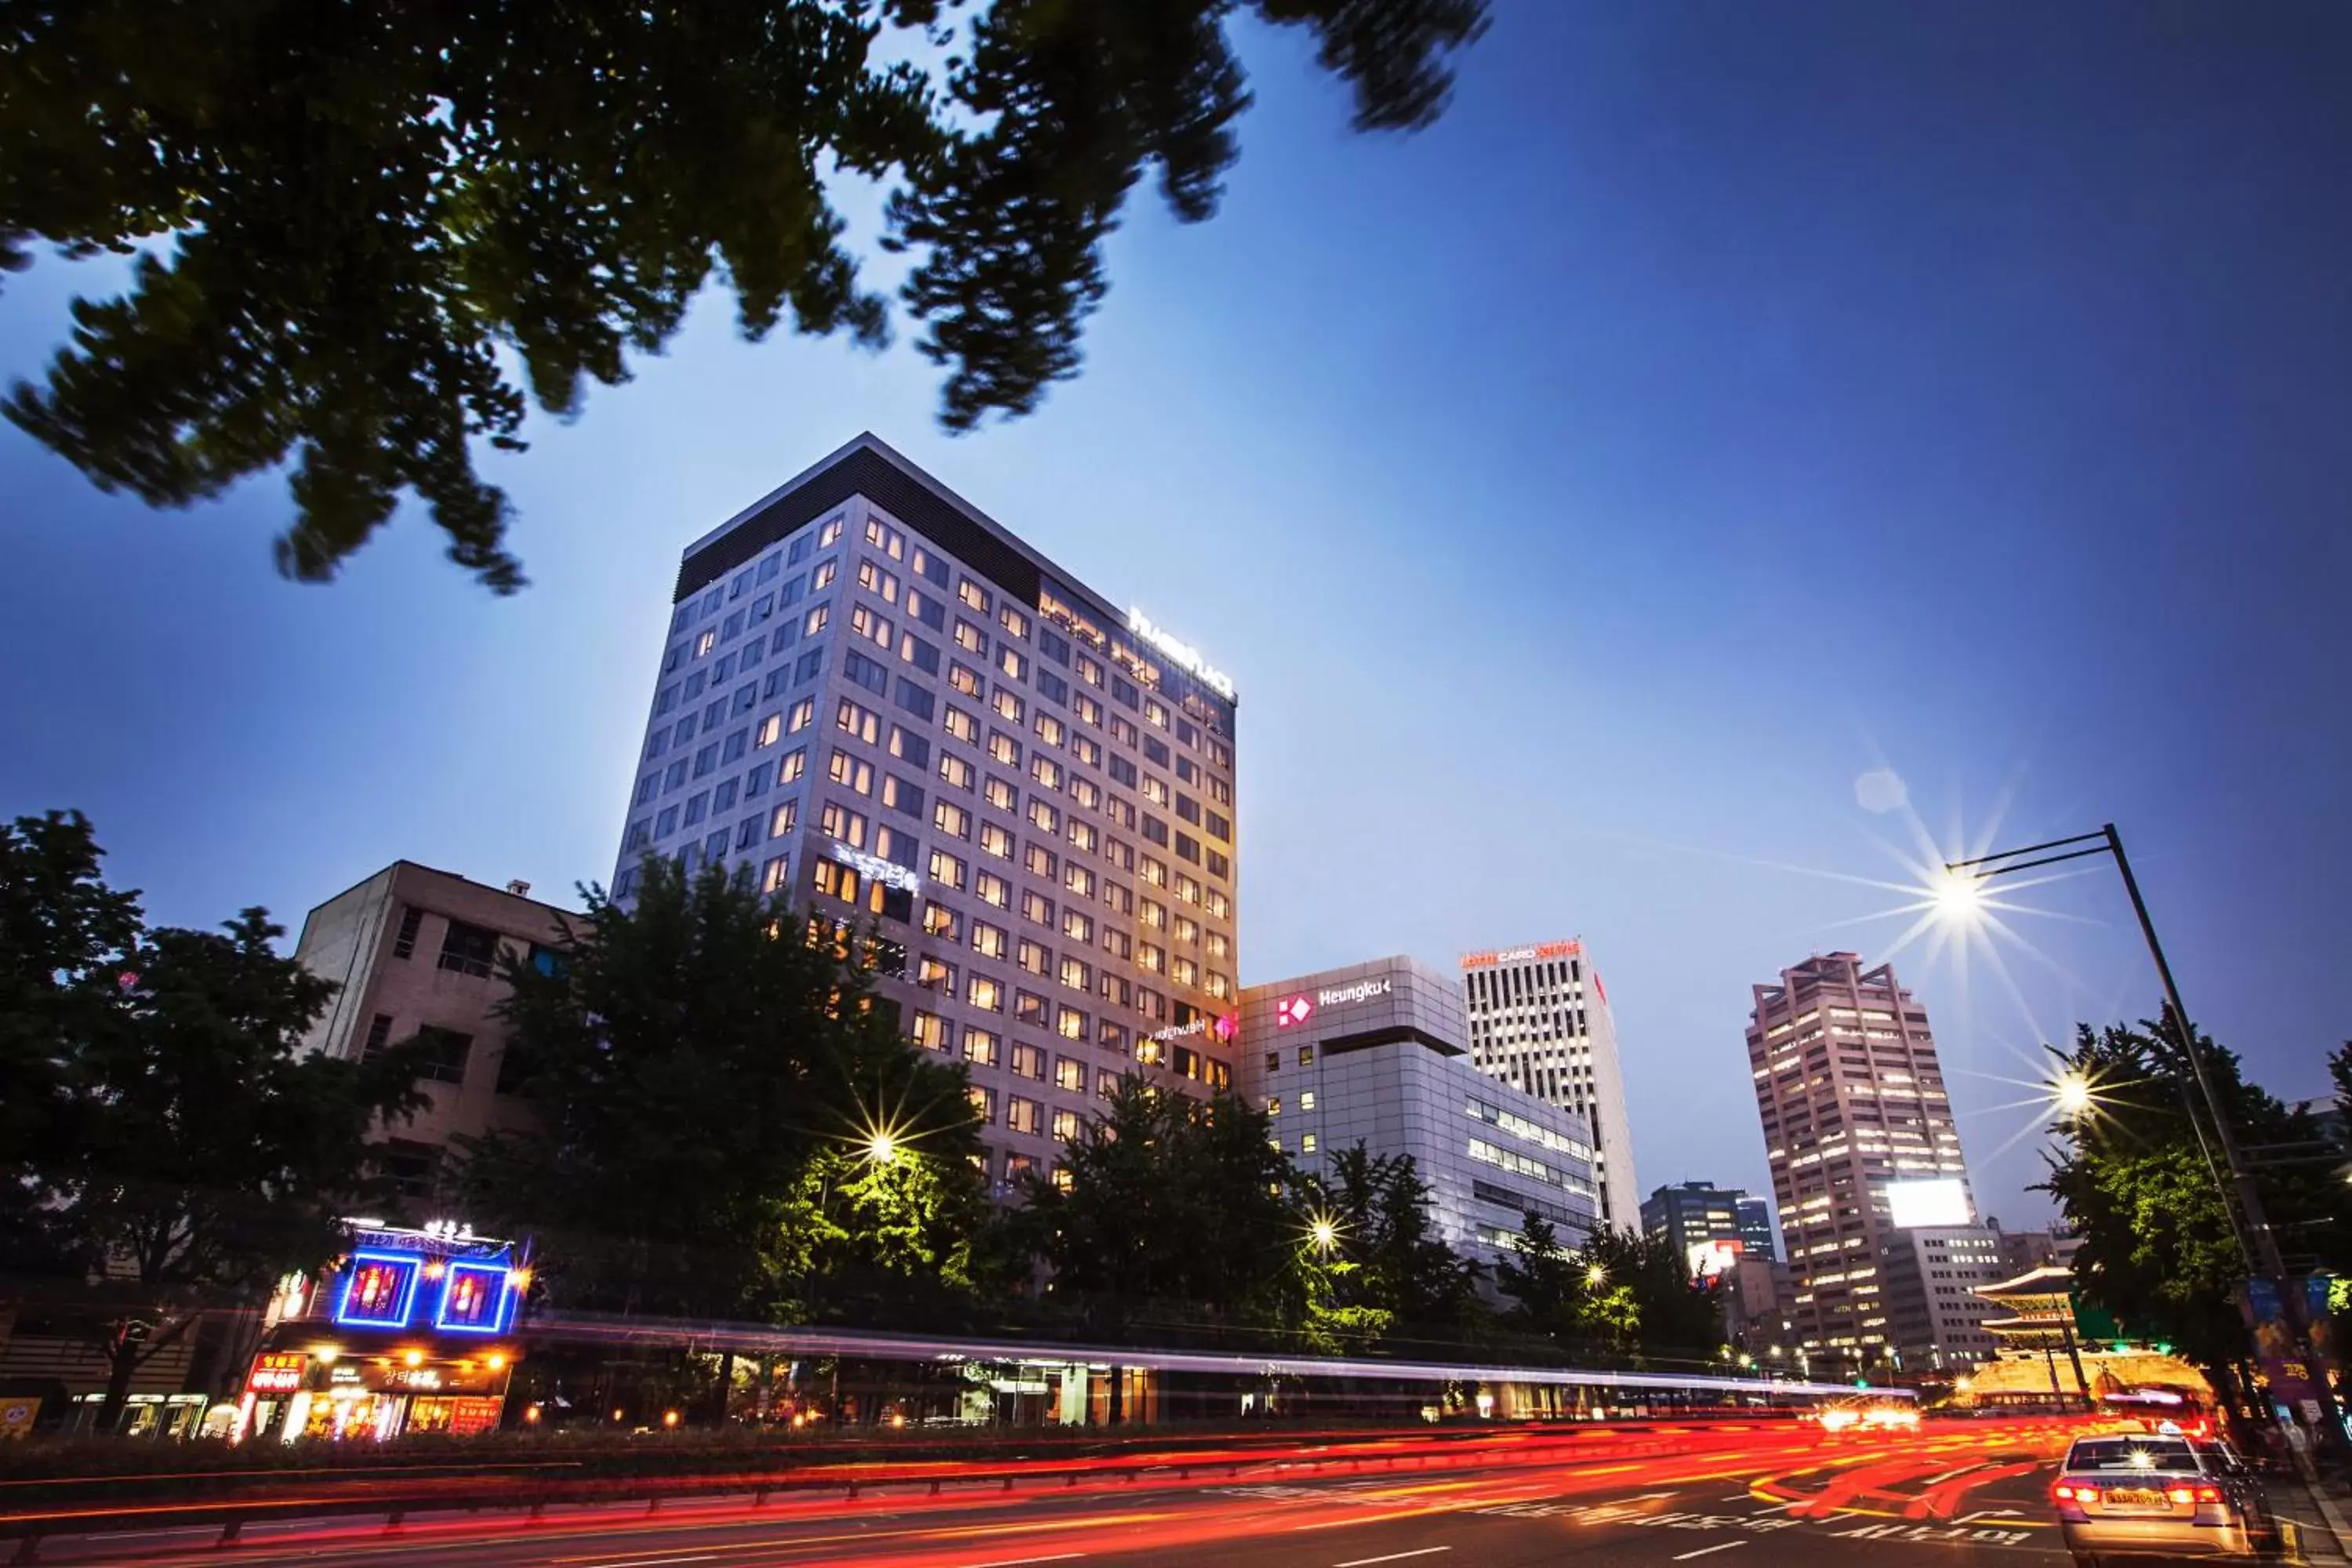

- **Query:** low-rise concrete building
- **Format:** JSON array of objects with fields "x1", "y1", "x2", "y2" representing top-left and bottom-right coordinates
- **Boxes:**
[
  {"x1": 292, "y1": 862, "x2": 576, "y2": 1202},
  {"x1": 1240, "y1": 956, "x2": 1600, "y2": 1272}
]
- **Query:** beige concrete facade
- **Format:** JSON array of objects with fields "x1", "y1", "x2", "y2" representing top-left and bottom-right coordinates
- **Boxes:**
[{"x1": 293, "y1": 862, "x2": 576, "y2": 1199}]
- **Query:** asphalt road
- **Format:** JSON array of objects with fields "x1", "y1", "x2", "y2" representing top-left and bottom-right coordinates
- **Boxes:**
[{"x1": 17, "y1": 1419, "x2": 2347, "y2": 1568}]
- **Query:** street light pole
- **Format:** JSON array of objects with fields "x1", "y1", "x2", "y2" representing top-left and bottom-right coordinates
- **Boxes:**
[
  {"x1": 2099, "y1": 825, "x2": 2283, "y2": 1281},
  {"x1": 1945, "y1": 823, "x2": 2343, "y2": 1457}
]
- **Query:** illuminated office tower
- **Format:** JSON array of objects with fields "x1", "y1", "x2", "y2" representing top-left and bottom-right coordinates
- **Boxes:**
[
  {"x1": 1459, "y1": 938, "x2": 1639, "y2": 1230},
  {"x1": 1744, "y1": 953, "x2": 1973, "y2": 1365},
  {"x1": 612, "y1": 434, "x2": 1241, "y2": 1196}
]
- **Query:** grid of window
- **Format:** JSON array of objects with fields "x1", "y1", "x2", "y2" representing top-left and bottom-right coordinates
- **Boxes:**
[{"x1": 625, "y1": 484, "x2": 1239, "y2": 1189}]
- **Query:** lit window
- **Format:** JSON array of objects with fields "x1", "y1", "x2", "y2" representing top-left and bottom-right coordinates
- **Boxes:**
[{"x1": 856, "y1": 560, "x2": 898, "y2": 603}]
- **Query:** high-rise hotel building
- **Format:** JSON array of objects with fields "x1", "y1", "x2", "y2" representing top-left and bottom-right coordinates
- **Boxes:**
[
  {"x1": 612, "y1": 435, "x2": 1241, "y2": 1192},
  {"x1": 1460, "y1": 939, "x2": 1639, "y2": 1231},
  {"x1": 1744, "y1": 953, "x2": 1973, "y2": 1362}
]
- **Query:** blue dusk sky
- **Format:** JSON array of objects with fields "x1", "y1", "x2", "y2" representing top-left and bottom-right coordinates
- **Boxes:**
[{"x1": 2, "y1": 2, "x2": 2346, "y2": 1229}]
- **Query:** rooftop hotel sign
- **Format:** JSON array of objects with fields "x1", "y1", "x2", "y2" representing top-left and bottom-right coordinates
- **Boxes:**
[
  {"x1": 1460, "y1": 940, "x2": 1582, "y2": 970},
  {"x1": 1127, "y1": 608, "x2": 1235, "y2": 701}
]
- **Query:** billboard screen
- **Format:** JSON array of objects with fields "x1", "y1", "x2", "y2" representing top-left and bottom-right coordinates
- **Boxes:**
[
  {"x1": 1686, "y1": 1239, "x2": 1744, "y2": 1281},
  {"x1": 1884, "y1": 1178, "x2": 1972, "y2": 1229}
]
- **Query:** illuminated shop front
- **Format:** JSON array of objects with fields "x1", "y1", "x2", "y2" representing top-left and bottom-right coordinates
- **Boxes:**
[{"x1": 233, "y1": 1220, "x2": 529, "y2": 1443}]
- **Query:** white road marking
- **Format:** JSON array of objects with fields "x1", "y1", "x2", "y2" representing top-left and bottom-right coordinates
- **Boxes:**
[
  {"x1": 1334, "y1": 1550, "x2": 1453, "y2": 1567},
  {"x1": 961, "y1": 1555, "x2": 1086, "y2": 1568},
  {"x1": 1671, "y1": 1545, "x2": 1748, "y2": 1562}
]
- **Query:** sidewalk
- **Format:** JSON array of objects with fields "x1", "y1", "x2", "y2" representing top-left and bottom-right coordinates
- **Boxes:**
[{"x1": 2278, "y1": 1468, "x2": 2352, "y2": 1563}]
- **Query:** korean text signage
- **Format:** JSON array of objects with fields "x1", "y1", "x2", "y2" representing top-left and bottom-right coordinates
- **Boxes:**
[
  {"x1": 1461, "y1": 940, "x2": 1581, "y2": 971},
  {"x1": 1127, "y1": 608, "x2": 1236, "y2": 701},
  {"x1": 247, "y1": 1353, "x2": 307, "y2": 1394},
  {"x1": 1149, "y1": 1014, "x2": 1236, "y2": 1045},
  {"x1": 833, "y1": 840, "x2": 920, "y2": 894}
]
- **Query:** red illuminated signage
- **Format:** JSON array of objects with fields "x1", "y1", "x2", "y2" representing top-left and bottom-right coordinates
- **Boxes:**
[
  {"x1": 1274, "y1": 996, "x2": 1313, "y2": 1028},
  {"x1": 336, "y1": 1254, "x2": 422, "y2": 1328},
  {"x1": 247, "y1": 1353, "x2": 306, "y2": 1394},
  {"x1": 1459, "y1": 940, "x2": 1582, "y2": 971}
]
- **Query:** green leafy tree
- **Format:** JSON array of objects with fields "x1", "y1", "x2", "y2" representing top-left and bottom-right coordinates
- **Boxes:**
[
  {"x1": 1494, "y1": 1214, "x2": 1716, "y2": 1359},
  {"x1": 767, "y1": 1128, "x2": 993, "y2": 1327},
  {"x1": 2330, "y1": 1040, "x2": 2350, "y2": 1138},
  {"x1": 456, "y1": 856, "x2": 979, "y2": 1320},
  {"x1": 0, "y1": 0, "x2": 1486, "y2": 590},
  {"x1": 2038, "y1": 1018, "x2": 2352, "y2": 1375},
  {"x1": 1013, "y1": 1079, "x2": 1300, "y2": 1338},
  {"x1": 1300, "y1": 1145, "x2": 1482, "y2": 1349},
  {"x1": 1587, "y1": 1225, "x2": 1721, "y2": 1359},
  {"x1": 0, "y1": 811, "x2": 143, "y2": 1272},
  {"x1": 1494, "y1": 1210, "x2": 1592, "y2": 1342},
  {"x1": 12, "y1": 842, "x2": 428, "y2": 1419}
]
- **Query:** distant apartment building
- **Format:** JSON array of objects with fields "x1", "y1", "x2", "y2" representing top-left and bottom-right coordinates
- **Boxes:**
[
  {"x1": 292, "y1": 862, "x2": 575, "y2": 1200},
  {"x1": 1640, "y1": 1181, "x2": 1747, "y2": 1270},
  {"x1": 1744, "y1": 953, "x2": 1973, "y2": 1366},
  {"x1": 1240, "y1": 957, "x2": 1599, "y2": 1271},
  {"x1": 611, "y1": 435, "x2": 1240, "y2": 1195},
  {"x1": 1878, "y1": 1225, "x2": 2005, "y2": 1370},
  {"x1": 1736, "y1": 1194, "x2": 1781, "y2": 1261},
  {"x1": 1460, "y1": 938, "x2": 1638, "y2": 1229}
]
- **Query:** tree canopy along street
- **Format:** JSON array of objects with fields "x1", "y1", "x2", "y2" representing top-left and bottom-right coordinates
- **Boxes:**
[{"x1": 0, "y1": 0, "x2": 1486, "y2": 590}]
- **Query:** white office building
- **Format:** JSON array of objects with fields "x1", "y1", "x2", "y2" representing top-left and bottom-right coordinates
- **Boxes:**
[
  {"x1": 1240, "y1": 956, "x2": 1600, "y2": 1271},
  {"x1": 1879, "y1": 1225, "x2": 2006, "y2": 1370},
  {"x1": 1459, "y1": 940, "x2": 1639, "y2": 1231}
]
